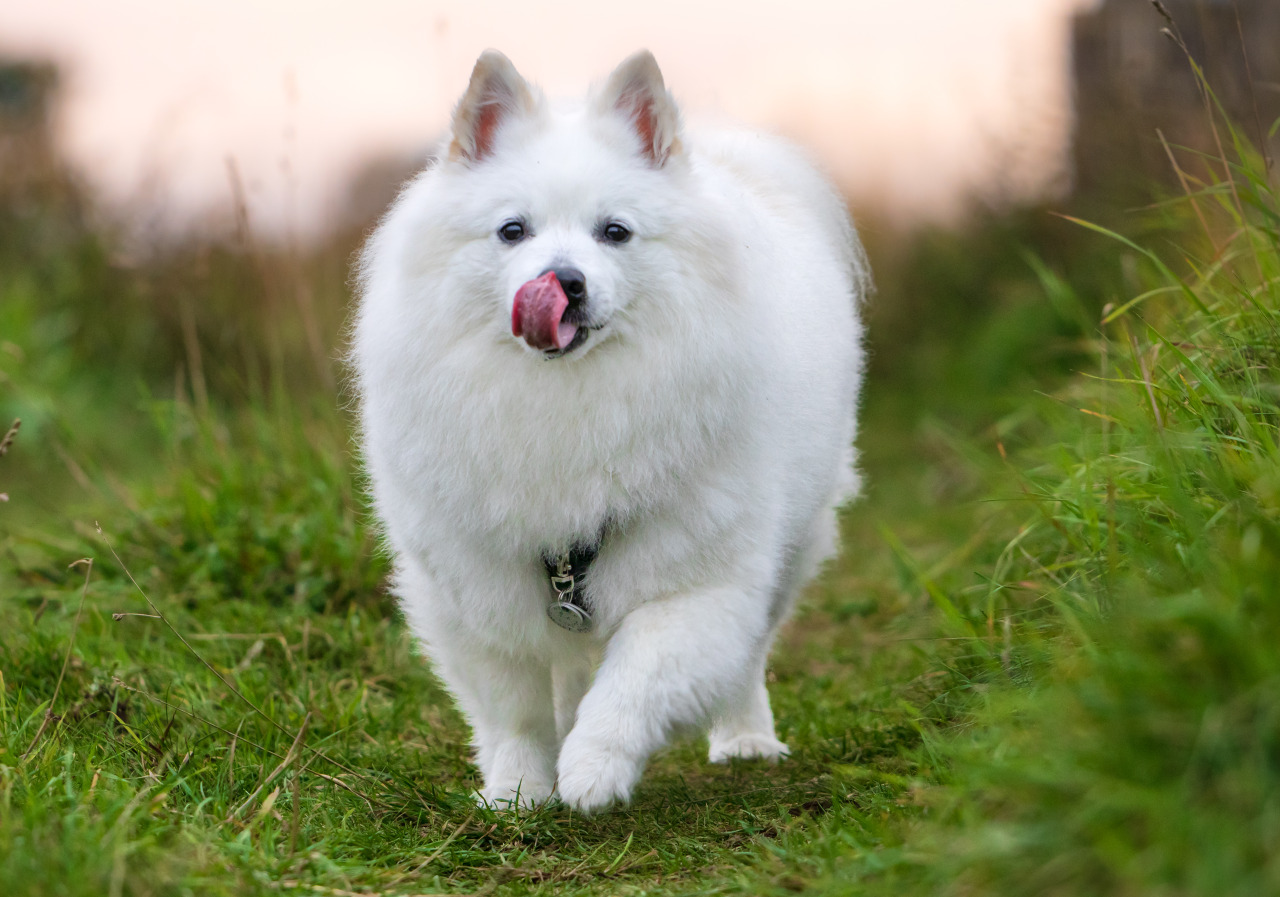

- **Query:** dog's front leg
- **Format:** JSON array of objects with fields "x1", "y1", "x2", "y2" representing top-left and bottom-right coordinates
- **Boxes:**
[
  {"x1": 430, "y1": 641, "x2": 558, "y2": 808},
  {"x1": 556, "y1": 586, "x2": 767, "y2": 813}
]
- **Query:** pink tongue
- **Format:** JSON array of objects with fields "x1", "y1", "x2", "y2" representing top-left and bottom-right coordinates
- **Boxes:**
[{"x1": 512, "y1": 271, "x2": 579, "y2": 351}]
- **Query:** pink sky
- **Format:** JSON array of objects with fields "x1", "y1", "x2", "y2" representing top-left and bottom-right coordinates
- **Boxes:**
[{"x1": 1, "y1": 0, "x2": 1096, "y2": 239}]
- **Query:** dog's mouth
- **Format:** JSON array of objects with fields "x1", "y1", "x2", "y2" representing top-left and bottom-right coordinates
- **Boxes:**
[
  {"x1": 511, "y1": 272, "x2": 596, "y2": 359},
  {"x1": 540, "y1": 325, "x2": 591, "y2": 359}
]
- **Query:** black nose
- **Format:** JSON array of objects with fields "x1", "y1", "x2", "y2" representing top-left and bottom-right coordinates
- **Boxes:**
[{"x1": 546, "y1": 266, "x2": 587, "y2": 305}]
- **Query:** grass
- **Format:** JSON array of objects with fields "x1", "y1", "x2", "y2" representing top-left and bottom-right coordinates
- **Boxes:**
[
  {"x1": 2, "y1": 72, "x2": 1278, "y2": 896},
  {"x1": 0, "y1": 384, "x2": 965, "y2": 896}
]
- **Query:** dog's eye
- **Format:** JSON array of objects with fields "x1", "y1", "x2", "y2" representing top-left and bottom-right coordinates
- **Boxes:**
[
  {"x1": 498, "y1": 221, "x2": 526, "y2": 244},
  {"x1": 601, "y1": 222, "x2": 632, "y2": 244}
]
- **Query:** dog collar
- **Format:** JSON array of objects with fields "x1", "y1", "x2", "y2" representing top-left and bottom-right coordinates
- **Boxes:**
[{"x1": 543, "y1": 540, "x2": 599, "y2": 633}]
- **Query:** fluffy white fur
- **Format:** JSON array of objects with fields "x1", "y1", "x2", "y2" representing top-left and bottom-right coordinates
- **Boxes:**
[{"x1": 351, "y1": 50, "x2": 867, "y2": 814}]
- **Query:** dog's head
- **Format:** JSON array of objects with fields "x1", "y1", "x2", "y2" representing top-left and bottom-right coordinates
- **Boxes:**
[{"x1": 434, "y1": 50, "x2": 692, "y2": 361}]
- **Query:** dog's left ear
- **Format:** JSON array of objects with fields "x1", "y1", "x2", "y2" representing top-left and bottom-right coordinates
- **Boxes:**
[{"x1": 596, "y1": 51, "x2": 681, "y2": 166}]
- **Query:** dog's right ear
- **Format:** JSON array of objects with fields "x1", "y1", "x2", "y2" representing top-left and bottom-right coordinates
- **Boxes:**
[{"x1": 448, "y1": 50, "x2": 536, "y2": 163}]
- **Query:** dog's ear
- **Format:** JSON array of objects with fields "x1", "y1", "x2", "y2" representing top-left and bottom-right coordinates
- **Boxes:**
[
  {"x1": 449, "y1": 50, "x2": 536, "y2": 163},
  {"x1": 596, "y1": 50, "x2": 681, "y2": 166}
]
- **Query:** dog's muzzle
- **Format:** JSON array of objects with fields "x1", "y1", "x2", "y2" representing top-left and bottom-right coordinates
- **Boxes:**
[{"x1": 512, "y1": 267, "x2": 591, "y2": 355}]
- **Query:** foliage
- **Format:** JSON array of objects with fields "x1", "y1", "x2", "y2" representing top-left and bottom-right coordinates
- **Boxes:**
[{"x1": 764, "y1": 92, "x2": 1280, "y2": 896}]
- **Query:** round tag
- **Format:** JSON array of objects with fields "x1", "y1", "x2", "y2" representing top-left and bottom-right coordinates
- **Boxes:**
[{"x1": 547, "y1": 601, "x2": 592, "y2": 633}]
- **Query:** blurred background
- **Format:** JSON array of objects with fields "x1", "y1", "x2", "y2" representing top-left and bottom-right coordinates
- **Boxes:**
[
  {"x1": 3, "y1": 0, "x2": 1089, "y2": 238},
  {"x1": 1, "y1": 0, "x2": 1278, "y2": 547}
]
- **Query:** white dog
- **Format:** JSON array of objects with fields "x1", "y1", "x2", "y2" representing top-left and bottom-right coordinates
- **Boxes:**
[{"x1": 352, "y1": 49, "x2": 866, "y2": 813}]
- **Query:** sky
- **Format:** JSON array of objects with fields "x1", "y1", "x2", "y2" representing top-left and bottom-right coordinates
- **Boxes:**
[{"x1": 1, "y1": 0, "x2": 1098, "y2": 240}]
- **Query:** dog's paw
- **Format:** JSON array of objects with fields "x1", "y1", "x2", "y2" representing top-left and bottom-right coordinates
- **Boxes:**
[
  {"x1": 555, "y1": 736, "x2": 641, "y2": 814},
  {"x1": 476, "y1": 779, "x2": 553, "y2": 811},
  {"x1": 707, "y1": 732, "x2": 791, "y2": 764}
]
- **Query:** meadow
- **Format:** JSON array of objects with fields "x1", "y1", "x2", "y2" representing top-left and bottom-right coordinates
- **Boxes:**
[{"x1": 1, "y1": 77, "x2": 1278, "y2": 895}]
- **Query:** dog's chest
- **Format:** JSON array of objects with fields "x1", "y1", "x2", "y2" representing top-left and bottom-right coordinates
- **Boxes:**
[{"x1": 375, "y1": 351, "x2": 741, "y2": 552}]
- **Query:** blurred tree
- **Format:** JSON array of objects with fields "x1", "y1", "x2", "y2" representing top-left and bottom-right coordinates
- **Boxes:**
[{"x1": 1071, "y1": 0, "x2": 1279, "y2": 203}]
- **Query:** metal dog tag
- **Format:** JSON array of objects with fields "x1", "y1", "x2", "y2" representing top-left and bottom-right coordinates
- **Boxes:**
[
  {"x1": 547, "y1": 600, "x2": 592, "y2": 632},
  {"x1": 546, "y1": 554, "x2": 592, "y2": 633}
]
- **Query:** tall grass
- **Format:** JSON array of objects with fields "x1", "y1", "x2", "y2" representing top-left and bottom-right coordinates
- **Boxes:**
[
  {"x1": 748, "y1": 81, "x2": 1280, "y2": 897},
  {"x1": 115, "y1": 397, "x2": 388, "y2": 613}
]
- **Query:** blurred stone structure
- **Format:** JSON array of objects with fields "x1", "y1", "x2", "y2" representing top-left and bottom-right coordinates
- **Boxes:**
[
  {"x1": 0, "y1": 62, "x2": 60, "y2": 191},
  {"x1": 0, "y1": 59, "x2": 83, "y2": 223},
  {"x1": 1072, "y1": 0, "x2": 1280, "y2": 199}
]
